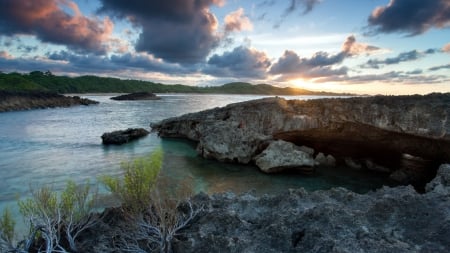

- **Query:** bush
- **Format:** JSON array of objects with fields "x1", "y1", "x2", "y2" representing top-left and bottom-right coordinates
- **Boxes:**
[
  {"x1": 17, "y1": 180, "x2": 99, "y2": 252},
  {"x1": 100, "y1": 148, "x2": 163, "y2": 214},
  {"x1": 0, "y1": 207, "x2": 16, "y2": 249}
]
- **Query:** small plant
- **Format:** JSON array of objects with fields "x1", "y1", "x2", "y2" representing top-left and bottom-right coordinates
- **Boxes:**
[
  {"x1": 0, "y1": 207, "x2": 17, "y2": 251},
  {"x1": 100, "y1": 149, "x2": 201, "y2": 253},
  {"x1": 100, "y1": 148, "x2": 163, "y2": 214},
  {"x1": 17, "y1": 180, "x2": 99, "y2": 252}
]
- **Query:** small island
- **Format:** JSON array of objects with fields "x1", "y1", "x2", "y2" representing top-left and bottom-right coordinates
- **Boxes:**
[{"x1": 110, "y1": 92, "x2": 161, "y2": 101}]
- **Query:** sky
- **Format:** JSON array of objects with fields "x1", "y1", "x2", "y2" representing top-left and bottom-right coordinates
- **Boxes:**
[{"x1": 0, "y1": 0, "x2": 449, "y2": 95}]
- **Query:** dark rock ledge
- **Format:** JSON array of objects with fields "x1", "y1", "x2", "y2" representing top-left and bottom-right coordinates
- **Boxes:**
[
  {"x1": 151, "y1": 93, "x2": 450, "y2": 188},
  {"x1": 110, "y1": 92, "x2": 161, "y2": 101},
  {"x1": 0, "y1": 91, "x2": 98, "y2": 112},
  {"x1": 84, "y1": 164, "x2": 450, "y2": 253},
  {"x1": 101, "y1": 128, "x2": 149, "y2": 145}
]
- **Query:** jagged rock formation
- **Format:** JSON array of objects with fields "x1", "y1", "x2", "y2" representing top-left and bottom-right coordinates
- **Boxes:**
[
  {"x1": 101, "y1": 128, "x2": 149, "y2": 145},
  {"x1": 152, "y1": 93, "x2": 450, "y2": 187},
  {"x1": 78, "y1": 164, "x2": 450, "y2": 253},
  {"x1": 110, "y1": 92, "x2": 161, "y2": 100},
  {"x1": 0, "y1": 91, "x2": 98, "y2": 112},
  {"x1": 170, "y1": 164, "x2": 450, "y2": 253}
]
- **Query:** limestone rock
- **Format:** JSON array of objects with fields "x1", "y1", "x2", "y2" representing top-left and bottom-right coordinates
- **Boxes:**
[
  {"x1": 254, "y1": 140, "x2": 316, "y2": 173},
  {"x1": 426, "y1": 164, "x2": 450, "y2": 193},
  {"x1": 315, "y1": 152, "x2": 336, "y2": 167},
  {"x1": 101, "y1": 128, "x2": 149, "y2": 145},
  {"x1": 152, "y1": 94, "x2": 450, "y2": 186},
  {"x1": 196, "y1": 121, "x2": 270, "y2": 163}
]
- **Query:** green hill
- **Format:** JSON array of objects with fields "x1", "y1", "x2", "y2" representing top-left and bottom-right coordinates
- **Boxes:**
[{"x1": 0, "y1": 71, "x2": 351, "y2": 96}]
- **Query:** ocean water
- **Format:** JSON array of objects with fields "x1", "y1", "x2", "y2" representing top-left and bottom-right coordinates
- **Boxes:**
[{"x1": 0, "y1": 94, "x2": 390, "y2": 214}]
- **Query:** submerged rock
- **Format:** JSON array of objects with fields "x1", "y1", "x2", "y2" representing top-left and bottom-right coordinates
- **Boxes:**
[
  {"x1": 110, "y1": 92, "x2": 161, "y2": 101},
  {"x1": 254, "y1": 140, "x2": 316, "y2": 173},
  {"x1": 152, "y1": 93, "x2": 450, "y2": 187},
  {"x1": 101, "y1": 128, "x2": 149, "y2": 145}
]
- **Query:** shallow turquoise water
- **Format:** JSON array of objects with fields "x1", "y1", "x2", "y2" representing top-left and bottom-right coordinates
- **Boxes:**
[{"x1": 0, "y1": 94, "x2": 390, "y2": 214}]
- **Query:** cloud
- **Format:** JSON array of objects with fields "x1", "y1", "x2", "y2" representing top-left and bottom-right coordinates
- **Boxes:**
[
  {"x1": 204, "y1": 46, "x2": 271, "y2": 78},
  {"x1": 342, "y1": 35, "x2": 381, "y2": 55},
  {"x1": 429, "y1": 64, "x2": 450, "y2": 71},
  {"x1": 269, "y1": 36, "x2": 377, "y2": 80},
  {"x1": 0, "y1": 0, "x2": 113, "y2": 54},
  {"x1": 98, "y1": 0, "x2": 224, "y2": 64},
  {"x1": 285, "y1": 0, "x2": 322, "y2": 15},
  {"x1": 368, "y1": 0, "x2": 450, "y2": 35},
  {"x1": 315, "y1": 71, "x2": 448, "y2": 85},
  {"x1": 443, "y1": 43, "x2": 450, "y2": 53},
  {"x1": 224, "y1": 8, "x2": 253, "y2": 33},
  {"x1": 361, "y1": 49, "x2": 436, "y2": 69}
]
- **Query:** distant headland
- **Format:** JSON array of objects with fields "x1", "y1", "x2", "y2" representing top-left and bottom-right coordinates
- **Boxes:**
[{"x1": 0, "y1": 71, "x2": 353, "y2": 96}]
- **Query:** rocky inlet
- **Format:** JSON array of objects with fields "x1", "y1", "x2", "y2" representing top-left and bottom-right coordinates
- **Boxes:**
[{"x1": 152, "y1": 93, "x2": 450, "y2": 188}]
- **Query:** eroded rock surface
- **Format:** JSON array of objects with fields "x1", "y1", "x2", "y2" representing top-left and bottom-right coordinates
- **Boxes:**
[
  {"x1": 169, "y1": 164, "x2": 450, "y2": 253},
  {"x1": 152, "y1": 94, "x2": 450, "y2": 186}
]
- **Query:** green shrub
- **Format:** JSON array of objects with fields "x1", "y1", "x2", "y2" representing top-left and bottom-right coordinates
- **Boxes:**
[
  {"x1": 17, "y1": 180, "x2": 99, "y2": 252},
  {"x1": 0, "y1": 207, "x2": 16, "y2": 243},
  {"x1": 100, "y1": 148, "x2": 163, "y2": 214}
]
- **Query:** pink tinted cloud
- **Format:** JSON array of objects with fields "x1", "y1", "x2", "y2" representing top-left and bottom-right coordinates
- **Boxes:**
[
  {"x1": 224, "y1": 8, "x2": 253, "y2": 33},
  {"x1": 443, "y1": 43, "x2": 450, "y2": 53},
  {"x1": 0, "y1": 0, "x2": 114, "y2": 54}
]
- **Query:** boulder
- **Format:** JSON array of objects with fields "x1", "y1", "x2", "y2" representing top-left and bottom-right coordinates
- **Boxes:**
[
  {"x1": 110, "y1": 92, "x2": 161, "y2": 101},
  {"x1": 101, "y1": 128, "x2": 149, "y2": 145},
  {"x1": 254, "y1": 140, "x2": 316, "y2": 173}
]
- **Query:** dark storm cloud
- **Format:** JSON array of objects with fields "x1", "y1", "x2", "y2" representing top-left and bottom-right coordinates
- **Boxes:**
[
  {"x1": 204, "y1": 46, "x2": 271, "y2": 78},
  {"x1": 0, "y1": 0, "x2": 113, "y2": 54},
  {"x1": 361, "y1": 49, "x2": 436, "y2": 69},
  {"x1": 368, "y1": 0, "x2": 450, "y2": 35},
  {"x1": 98, "y1": 0, "x2": 224, "y2": 64}
]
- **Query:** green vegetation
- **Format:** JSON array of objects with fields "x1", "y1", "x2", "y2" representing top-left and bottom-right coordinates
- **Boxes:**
[
  {"x1": 0, "y1": 207, "x2": 16, "y2": 243},
  {"x1": 100, "y1": 149, "x2": 163, "y2": 214},
  {"x1": 0, "y1": 150, "x2": 199, "y2": 252},
  {"x1": 0, "y1": 71, "x2": 351, "y2": 95}
]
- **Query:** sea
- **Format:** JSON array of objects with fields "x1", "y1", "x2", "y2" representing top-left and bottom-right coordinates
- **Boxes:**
[{"x1": 0, "y1": 94, "x2": 390, "y2": 215}]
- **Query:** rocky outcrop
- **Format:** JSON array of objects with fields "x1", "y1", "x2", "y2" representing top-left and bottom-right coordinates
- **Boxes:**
[
  {"x1": 0, "y1": 91, "x2": 98, "y2": 112},
  {"x1": 81, "y1": 164, "x2": 450, "y2": 253},
  {"x1": 110, "y1": 92, "x2": 161, "y2": 100},
  {"x1": 254, "y1": 140, "x2": 316, "y2": 173},
  {"x1": 101, "y1": 128, "x2": 149, "y2": 145},
  {"x1": 152, "y1": 93, "x2": 450, "y2": 186},
  {"x1": 169, "y1": 164, "x2": 450, "y2": 253}
]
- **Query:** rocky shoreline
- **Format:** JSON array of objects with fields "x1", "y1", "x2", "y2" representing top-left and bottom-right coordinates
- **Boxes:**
[
  {"x1": 77, "y1": 164, "x2": 450, "y2": 252},
  {"x1": 0, "y1": 91, "x2": 98, "y2": 112},
  {"x1": 152, "y1": 93, "x2": 450, "y2": 189}
]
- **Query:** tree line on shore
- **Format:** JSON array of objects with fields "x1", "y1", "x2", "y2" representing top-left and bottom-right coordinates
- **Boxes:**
[{"x1": 0, "y1": 71, "x2": 350, "y2": 96}]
